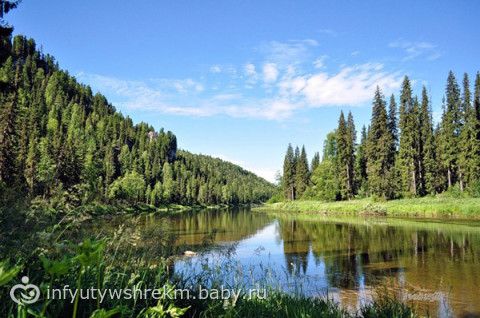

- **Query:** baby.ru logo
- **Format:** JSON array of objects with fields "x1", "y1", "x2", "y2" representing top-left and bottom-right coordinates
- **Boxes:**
[{"x1": 10, "y1": 276, "x2": 40, "y2": 305}]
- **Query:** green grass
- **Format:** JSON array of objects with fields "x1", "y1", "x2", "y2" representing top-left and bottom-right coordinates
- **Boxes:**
[
  {"x1": 255, "y1": 197, "x2": 480, "y2": 218},
  {"x1": 0, "y1": 239, "x2": 421, "y2": 318}
]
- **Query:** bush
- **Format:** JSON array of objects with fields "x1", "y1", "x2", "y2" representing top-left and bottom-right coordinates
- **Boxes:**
[{"x1": 108, "y1": 171, "x2": 146, "y2": 203}]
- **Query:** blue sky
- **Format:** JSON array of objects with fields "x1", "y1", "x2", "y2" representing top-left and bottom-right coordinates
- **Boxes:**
[{"x1": 8, "y1": 1, "x2": 480, "y2": 182}]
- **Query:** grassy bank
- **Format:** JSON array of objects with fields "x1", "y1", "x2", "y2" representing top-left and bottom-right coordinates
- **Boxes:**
[
  {"x1": 255, "y1": 197, "x2": 480, "y2": 218},
  {"x1": 0, "y1": 239, "x2": 419, "y2": 318},
  {"x1": 0, "y1": 225, "x2": 421, "y2": 318}
]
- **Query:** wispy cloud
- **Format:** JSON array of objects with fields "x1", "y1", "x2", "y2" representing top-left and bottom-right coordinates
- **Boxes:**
[
  {"x1": 317, "y1": 28, "x2": 338, "y2": 37},
  {"x1": 210, "y1": 65, "x2": 222, "y2": 73},
  {"x1": 389, "y1": 40, "x2": 441, "y2": 61},
  {"x1": 259, "y1": 39, "x2": 318, "y2": 66},
  {"x1": 263, "y1": 63, "x2": 279, "y2": 83},
  {"x1": 77, "y1": 72, "x2": 299, "y2": 120},
  {"x1": 77, "y1": 38, "x2": 403, "y2": 121},
  {"x1": 278, "y1": 63, "x2": 402, "y2": 107},
  {"x1": 313, "y1": 55, "x2": 328, "y2": 69}
]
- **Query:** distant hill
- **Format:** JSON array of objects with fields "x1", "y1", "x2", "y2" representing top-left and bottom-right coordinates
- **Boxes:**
[{"x1": 0, "y1": 35, "x2": 275, "y2": 206}]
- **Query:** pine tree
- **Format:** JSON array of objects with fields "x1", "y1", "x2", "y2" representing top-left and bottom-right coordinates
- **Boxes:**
[
  {"x1": 366, "y1": 87, "x2": 392, "y2": 198},
  {"x1": 283, "y1": 144, "x2": 296, "y2": 200},
  {"x1": 420, "y1": 86, "x2": 437, "y2": 194},
  {"x1": 398, "y1": 76, "x2": 420, "y2": 196},
  {"x1": 355, "y1": 125, "x2": 368, "y2": 195},
  {"x1": 336, "y1": 112, "x2": 349, "y2": 199},
  {"x1": 335, "y1": 111, "x2": 356, "y2": 199},
  {"x1": 472, "y1": 73, "x2": 480, "y2": 189},
  {"x1": 295, "y1": 145, "x2": 309, "y2": 198},
  {"x1": 310, "y1": 152, "x2": 320, "y2": 173},
  {"x1": 387, "y1": 94, "x2": 398, "y2": 160},
  {"x1": 439, "y1": 71, "x2": 462, "y2": 188}
]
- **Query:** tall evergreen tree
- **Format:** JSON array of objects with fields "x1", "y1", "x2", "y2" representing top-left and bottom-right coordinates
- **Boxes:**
[
  {"x1": 355, "y1": 125, "x2": 368, "y2": 195},
  {"x1": 310, "y1": 152, "x2": 320, "y2": 173},
  {"x1": 420, "y1": 86, "x2": 437, "y2": 194},
  {"x1": 295, "y1": 146, "x2": 309, "y2": 198},
  {"x1": 387, "y1": 94, "x2": 398, "y2": 160},
  {"x1": 459, "y1": 73, "x2": 480, "y2": 190},
  {"x1": 398, "y1": 76, "x2": 420, "y2": 196},
  {"x1": 283, "y1": 144, "x2": 296, "y2": 200},
  {"x1": 366, "y1": 87, "x2": 392, "y2": 198},
  {"x1": 439, "y1": 71, "x2": 462, "y2": 188}
]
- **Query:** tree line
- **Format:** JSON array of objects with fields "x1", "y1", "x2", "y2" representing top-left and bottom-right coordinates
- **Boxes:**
[
  {"x1": 282, "y1": 72, "x2": 480, "y2": 201},
  {"x1": 0, "y1": 5, "x2": 274, "y2": 207}
]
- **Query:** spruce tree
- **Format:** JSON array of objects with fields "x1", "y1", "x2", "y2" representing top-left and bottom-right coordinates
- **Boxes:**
[
  {"x1": 420, "y1": 86, "x2": 437, "y2": 194},
  {"x1": 283, "y1": 144, "x2": 296, "y2": 200},
  {"x1": 398, "y1": 76, "x2": 420, "y2": 196},
  {"x1": 460, "y1": 72, "x2": 480, "y2": 190},
  {"x1": 310, "y1": 152, "x2": 320, "y2": 173},
  {"x1": 336, "y1": 112, "x2": 349, "y2": 199},
  {"x1": 295, "y1": 146, "x2": 309, "y2": 198},
  {"x1": 439, "y1": 71, "x2": 462, "y2": 188},
  {"x1": 366, "y1": 87, "x2": 392, "y2": 198},
  {"x1": 355, "y1": 125, "x2": 368, "y2": 195}
]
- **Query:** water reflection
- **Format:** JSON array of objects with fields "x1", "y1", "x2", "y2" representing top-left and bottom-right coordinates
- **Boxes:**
[{"x1": 169, "y1": 209, "x2": 480, "y2": 317}]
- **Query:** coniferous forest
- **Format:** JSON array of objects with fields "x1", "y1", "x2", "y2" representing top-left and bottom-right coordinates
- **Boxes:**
[
  {"x1": 0, "y1": 4, "x2": 274, "y2": 209},
  {"x1": 282, "y1": 73, "x2": 480, "y2": 201},
  {"x1": 3, "y1": 2, "x2": 480, "y2": 318}
]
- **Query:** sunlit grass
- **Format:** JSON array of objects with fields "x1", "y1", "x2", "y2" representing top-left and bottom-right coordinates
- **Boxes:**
[{"x1": 256, "y1": 197, "x2": 480, "y2": 218}]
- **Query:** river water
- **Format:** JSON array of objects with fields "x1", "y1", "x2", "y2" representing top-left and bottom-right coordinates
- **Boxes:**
[{"x1": 160, "y1": 208, "x2": 480, "y2": 317}]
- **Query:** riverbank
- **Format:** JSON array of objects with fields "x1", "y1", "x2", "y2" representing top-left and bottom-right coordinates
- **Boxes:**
[
  {"x1": 254, "y1": 197, "x2": 480, "y2": 218},
  {"x1": 24, "y1": 199, "x2": 233, "y2": 218}
]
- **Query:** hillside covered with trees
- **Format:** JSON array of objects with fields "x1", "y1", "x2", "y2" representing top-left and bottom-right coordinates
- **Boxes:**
[
  {"x1": 282, "y1": 72, "x2": 480, "y2": 201},
  {"x1": 0, "y1": 4, "x2": 274, "y2": 208}
]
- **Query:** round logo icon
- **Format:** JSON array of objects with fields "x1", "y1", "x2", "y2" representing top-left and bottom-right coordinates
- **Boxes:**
[{"x1": 10, "y1": 276, "x2": 40, "y2": 305}]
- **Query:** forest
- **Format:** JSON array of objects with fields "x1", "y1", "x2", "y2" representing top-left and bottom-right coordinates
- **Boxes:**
[
  {"x1": 282, "y1": 72, "x2": 480, "y2": 201},
  {"x1": 0, "y1": 4, "x2": 274, "y2": 210}
]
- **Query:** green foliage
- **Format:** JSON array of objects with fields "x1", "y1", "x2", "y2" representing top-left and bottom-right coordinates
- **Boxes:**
[
  {"x1": 336, "y1": 111, "x2": 356, "y2": 199},
  {"x1": 283, "y1": 144, "x2": 296, "y2": 200},
  {"x1": 295, "y1": 146, "x2": 310, "y2": 198},
  {"x1": 310, "y1": 160, "x2": 339, "y2": 201},
  {"x1": 0, "y1": 34, "x2": 275, "y2": 208},
  {"x1": 360, "y1": 294, "x2": 416, "y2": 318},
  {"x1": 280, "y1": 70, "x2": 480, "y2": 203},
  {"x1": 0, "y1": 261, "x2": 20, "y2": 286},
  {"x1": 367, "y1": 87, "x2": 395, "y2": 199},
  {"x1": 109, "y1": 171, "x2": 146, "y2": 203}
]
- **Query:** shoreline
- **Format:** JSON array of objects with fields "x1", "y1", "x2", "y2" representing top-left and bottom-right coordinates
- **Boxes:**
[{"x1": 253, "y1": 197, "x2": 480, "y2": 219}]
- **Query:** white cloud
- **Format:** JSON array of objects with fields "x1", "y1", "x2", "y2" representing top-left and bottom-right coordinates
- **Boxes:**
[
  {"x1": 210, "y1": 65, "x2": 222, "y2": 73},
  {"x1": 78, "y1": 36, "x2": 404, "y2": 122},
  {"x1": 244, "y1": 63, "x2": 257, "y2": 77},
  {"x1": 263, "y1": 63, "x2": 279, "y2": 83},
  {"x1": 77, "y1": 72, "x2": 301, "y2": 121},
  {"x1": 389, "y1": 40, "x2": 441, "y2": 61},
  {"x1": 260, "y1": 39, "x2": 318, "y2": 66},
  {"x1": 78, "y1": 60, "x2": 401, "y2": 121},
  {"x1": 313, "y1": 55, "x2": 328, "y2": 69},
  {"x1": 278, "y1": 63, "x2": 402, "y2": 106}
]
